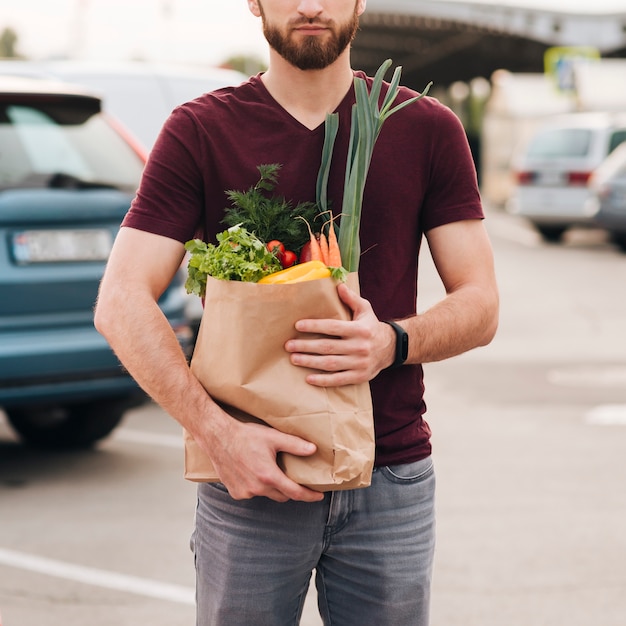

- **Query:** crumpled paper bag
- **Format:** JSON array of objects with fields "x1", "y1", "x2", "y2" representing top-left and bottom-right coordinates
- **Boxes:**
[{"x1": 184, "y1": 273, "x2": 374, "y2": 491}]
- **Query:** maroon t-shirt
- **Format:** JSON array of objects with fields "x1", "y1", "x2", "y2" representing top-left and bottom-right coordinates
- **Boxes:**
[{"x1": 123, "y1": 72, "x2": 483, "y2": 466}]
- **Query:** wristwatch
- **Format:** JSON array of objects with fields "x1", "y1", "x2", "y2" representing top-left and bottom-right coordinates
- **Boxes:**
[{"x1": 383, "y1": 320, "x2": 409, "y2": 369}]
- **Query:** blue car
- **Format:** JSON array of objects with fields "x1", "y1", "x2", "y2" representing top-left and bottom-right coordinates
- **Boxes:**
[{"x1": 0, "y1": 75, "x2": 192, "y2": 448}]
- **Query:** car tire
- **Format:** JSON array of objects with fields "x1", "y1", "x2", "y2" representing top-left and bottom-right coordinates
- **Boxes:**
[
  {"x1": 536, "y1": 226, "x2": 566, "y2": 242},
  {"x1": 5, "y1": 398, "x2": 135, "y2": 450},
  {"x1": 610, "y1": 233, "x2": 626, "y2": 252}
]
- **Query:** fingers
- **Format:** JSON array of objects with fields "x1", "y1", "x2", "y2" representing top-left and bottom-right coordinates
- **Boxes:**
[
  {"x1": 260, "y1": 431, "x2": 324, "y2": 502},
  {"x1": 289, "y1": 345, "x2": 354, "y2": 372},
  {"x1": 229, "y1": 469, "x2": 324, "y2": 503},
  {"x1": 286, "y1": 285, "x2": 378, "y2": 383},
  {"x1": 228, "y1": 474, "x2": 324, "y2": 503},
  {"x1": 293, "y1": 284, "x2": 373, "y2": 338},
  {"x1": 215, "y1": 425, "x2": 325, "y2": 503},
  {"x1": 336, "y1": 281, "x2": 361, "y2": 311},
  {"x1": 264, "y1": 475, "x2": 325, "y2": 503},
  {"x1": 281, "y1": 433, "x2": 317, "y2": 458},
  {"x1": 267, "y1": 433, "x2": 325, "y2": 502}
]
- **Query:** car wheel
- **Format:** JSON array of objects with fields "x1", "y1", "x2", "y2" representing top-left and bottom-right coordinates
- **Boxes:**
[
  {"x1": 536, "y1": 226, "x2": 566, "y2": 242},
  {"x1": 5, "y1": 398, "x2": 133, "y2": 450},
  {"x1": 610, "y1": 233, "x2": 626, "y2": 252}
]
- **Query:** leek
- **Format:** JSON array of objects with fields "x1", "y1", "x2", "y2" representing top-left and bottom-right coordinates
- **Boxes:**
[
  {"x1": 318, "y1": 59, "x2": 432, "y2": 272},
  {"x1": 316, "y1": 113, "x2": 339, "y2": 215}
]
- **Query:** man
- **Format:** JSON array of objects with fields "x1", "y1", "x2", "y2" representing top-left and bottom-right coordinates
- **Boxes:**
[{"x1": 95, "y1": 0, "x2": 499, "y2": 623}]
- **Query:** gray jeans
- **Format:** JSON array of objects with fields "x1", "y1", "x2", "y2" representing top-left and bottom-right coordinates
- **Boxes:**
[{"x1": 192, "y1": 456, "x2": 436, "y2": 626}]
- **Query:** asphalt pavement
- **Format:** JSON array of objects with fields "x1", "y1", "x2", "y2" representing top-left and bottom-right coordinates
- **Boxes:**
[
  {"x1": 304, "y1": 210, "x2": 626, "y2": 625},
  {"x1": 2, "y1": 208, "x2": 626, "y2": 625}
]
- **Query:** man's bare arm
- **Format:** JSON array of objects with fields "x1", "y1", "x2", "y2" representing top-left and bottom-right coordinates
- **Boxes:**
[
  {"x1": 286, "y1": 219, "x2": 499, "y2": 384},
  {"x1": 405, "y1": 218, "x2": 499, "y2": 363},
  {"x1": 94, "y1": 227, "x2": 323, "y2": 502}
]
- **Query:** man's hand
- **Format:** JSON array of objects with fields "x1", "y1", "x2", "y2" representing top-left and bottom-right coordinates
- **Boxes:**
[
  {"x1": 96, "y1": 228, "x2": 324, "y2": 504},
  {"x1": 284, "y1": 282, "x2": 395, "y2": 386},
  {"x1": 201, "y1": 416, "x2": 325, "y2": 503}
]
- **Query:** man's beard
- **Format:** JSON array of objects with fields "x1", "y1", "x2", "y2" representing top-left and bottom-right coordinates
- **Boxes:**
[{"x1": 258, "y1": 2, "x2": 360, "y2": 70}]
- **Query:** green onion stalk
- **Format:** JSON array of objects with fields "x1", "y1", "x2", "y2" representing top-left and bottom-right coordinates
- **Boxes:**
[{"x1": 316, "y1": 59, "x2": 432, "y2": 272}]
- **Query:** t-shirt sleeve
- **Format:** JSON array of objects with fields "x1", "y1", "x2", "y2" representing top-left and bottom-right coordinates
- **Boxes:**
[
  {"x1": 121, "y1": 106, "x2": 206, "y2": 243},
  {"x1": 419, "y1": 102, "x2": 484, "y2": 233}
]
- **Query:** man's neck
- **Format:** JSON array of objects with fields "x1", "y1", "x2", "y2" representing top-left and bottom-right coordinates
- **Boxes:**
[{"x1": 261, "y1": 50, "x2": 355, "y2": 130}]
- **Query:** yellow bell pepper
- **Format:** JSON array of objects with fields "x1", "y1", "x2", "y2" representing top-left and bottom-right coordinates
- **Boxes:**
[{"x1": 258, "y1": 260, "x2": 331, "y2": 285}]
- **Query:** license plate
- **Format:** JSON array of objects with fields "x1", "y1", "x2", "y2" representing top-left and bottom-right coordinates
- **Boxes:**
[
  {"x1": 12, "y1": 229, "x2": 113, "y2": 263},
  {"x1": 537, "y1": 171, "x2": 564, "y2": 186}
]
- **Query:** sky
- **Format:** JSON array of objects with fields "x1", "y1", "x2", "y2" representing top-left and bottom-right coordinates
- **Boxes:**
[
  {"x1": 0, "y1": 0, "x2": 624, "y2": 69},
  {"x1": 0, "y1": 1, "x2": 269, "y2": 67}
]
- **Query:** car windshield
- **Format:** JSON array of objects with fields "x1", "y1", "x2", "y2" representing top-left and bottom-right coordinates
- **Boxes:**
[
  {"x1": 527, "y1": 128, "x2": 592, "y2": 159},
  {"x1": 0, "y1": 100, "x2": 144, "y2": 192},
  {"x1": 608, "y1": 129, "x2": 626, "y2": 154}
]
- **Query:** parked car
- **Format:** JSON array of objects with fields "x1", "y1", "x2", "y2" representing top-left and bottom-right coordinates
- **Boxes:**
[
  {"x1": 0, "y1": 74, "x2": 193, "y2": 449},
  {"x1": 507, "y1": 112, "x2": 626, "y2": 242},
  {"x1": 0, "y1": 60, "x2": 247, "y2": 335},
  {"x1": 0, "y1": 59, "x2": 247, "y2": 150},
  {"x1": 588, "y1": 142, "x2": 626, "y2": 251}
]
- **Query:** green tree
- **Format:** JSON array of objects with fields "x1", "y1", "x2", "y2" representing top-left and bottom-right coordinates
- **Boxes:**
[{"x1": 0, "y1": 27, "x2": 20, "y2": 58}]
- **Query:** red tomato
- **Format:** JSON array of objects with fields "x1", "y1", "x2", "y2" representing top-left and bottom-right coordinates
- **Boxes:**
[
  {"x1": 281, "y1": 250, "x2": 297, "y2": 268},
  {"x1": 266, "y1": 240, "x2": 285, "y2": 259},
  {"x1": 299, "y1": 241, "x2": 312, "y2": 263}
]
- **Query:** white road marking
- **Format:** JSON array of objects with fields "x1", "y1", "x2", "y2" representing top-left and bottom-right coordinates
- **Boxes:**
[
  {"x1": 547, "y1": 366, "x2": 626, "y2": 388},
  {"x1": 0, "y1": 547, "x2": 194, "y2": 605},
  {"x1": 585, "y1": 405, "x2": 626, "y2": 425},
  {"x1": 113, "y1": 428, "x2": 183, "y2": 449}
]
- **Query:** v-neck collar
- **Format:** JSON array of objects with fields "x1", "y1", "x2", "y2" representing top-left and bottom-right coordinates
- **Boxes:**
[{"x1": 250, "y1": 72, "x2": 357, "y2": 133}]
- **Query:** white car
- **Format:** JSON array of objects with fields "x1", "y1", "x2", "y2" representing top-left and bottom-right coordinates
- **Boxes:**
[
  {"x1": 507, "y1": 112, "x2": 626, "y2": 242},
  {"x1": 0, "y1": 59, "x2": 247, "y2": 150},
  {"x1": 0, "y1": 60, "x2": 248, "y2": 336},
  {"x1": 589, "y1": 142, "x2": 626, "y2": 250}
]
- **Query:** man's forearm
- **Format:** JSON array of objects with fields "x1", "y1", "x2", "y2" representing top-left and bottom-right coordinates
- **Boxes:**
[
  {"x1": 403, "y1": 284, "x2": 499, "y2": 365},
  {"x1": 94, "y1": 290, "x2": 228, "y2": 444}
]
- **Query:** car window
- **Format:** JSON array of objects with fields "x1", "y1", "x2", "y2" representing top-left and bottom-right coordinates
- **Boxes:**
[
  {"x1": 80, "y1": 75, "x2": 236, "y2": 149},
  {"x1": 526, "y1": 128, "x2": 592, "y2": 159},
  {"x1": 7, "y1": 105, "x2": 93, "y2": 179},
  {"x1": 608, "y1": 129, "x2": 626, "y2": 154},
  {"x1": 60, "y1": 73, "x2": 173, "y2": 148},
  {"x1": 611, "y1": 146, "x2": 626, "y2": 178},
  {"x1": 0, "y1": 101, "x2": 145, "y2": 191}
]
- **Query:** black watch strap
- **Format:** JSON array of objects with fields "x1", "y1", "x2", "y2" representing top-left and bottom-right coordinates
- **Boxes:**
[{"x1": 383, "y1": 320, "x2": 409, "y2": 369}]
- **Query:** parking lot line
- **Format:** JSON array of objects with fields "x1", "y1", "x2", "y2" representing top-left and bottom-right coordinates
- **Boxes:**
[
  {"x1": 113, "y1": 428, "x2": 184, "y2": 448},
  {"x1": 585, "y1": 404, "x2": 626, "y2": 425},
  {"x1": 0, "y1": 547, "x2": 194, "y2": 605}
]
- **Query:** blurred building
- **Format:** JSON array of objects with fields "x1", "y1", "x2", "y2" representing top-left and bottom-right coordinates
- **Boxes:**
[
  {"x1": 353, "y1": 0, "x2": 626, "y2": 90},
  {"x1": 351, "y1": 1, "x2": 626, "y2": 207}
]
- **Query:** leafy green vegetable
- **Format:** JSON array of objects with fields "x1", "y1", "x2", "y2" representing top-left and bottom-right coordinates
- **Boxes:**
[
  {"x1": 184, "y1": 224, "x2": 281, "y2": 296},
  {"x1": 329, "y1": 266, "x2": 349, "y2": 282},
  {"x1": 222, "y1": 164, "x2": 320, "y2": 254}
]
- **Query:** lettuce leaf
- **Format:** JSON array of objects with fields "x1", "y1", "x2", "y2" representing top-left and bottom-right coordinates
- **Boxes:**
[{"x1": 184, "y1": 225, "x2": 281, "y2": 297}]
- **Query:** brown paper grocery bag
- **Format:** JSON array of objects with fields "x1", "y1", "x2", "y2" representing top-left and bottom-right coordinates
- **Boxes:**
[{"x1": 184, "y1": 273, "x2": 375, "y2": 491}]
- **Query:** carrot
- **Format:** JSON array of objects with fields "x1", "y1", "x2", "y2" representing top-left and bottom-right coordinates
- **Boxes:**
[
  {"x1": 318, "y1": 231, "x2": 330, "y2": 265},
  {"x1": 309, "y1": 233, "x2": 323, "y2": 262},
  {"x1": 326, "y1": 218, "x2": 342, "y2": 268},
  {"x1": 298, "y1": 216, "x2": 323, "y2": 262},
  {"x1": 318, "y1": 211, "x2": 342, "y2": 268}
]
